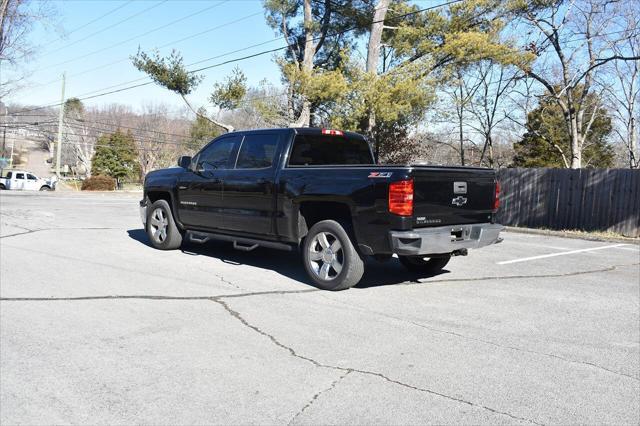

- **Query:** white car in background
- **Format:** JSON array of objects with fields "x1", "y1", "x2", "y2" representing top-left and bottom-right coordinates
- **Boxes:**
[{"x1": 0, "y1": 170, "x2": 57, "y2": 191}]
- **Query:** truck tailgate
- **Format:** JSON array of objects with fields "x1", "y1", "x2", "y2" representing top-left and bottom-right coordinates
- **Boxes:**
[{"x1": 410, "y1": 166, "x2": 496, "y2": 227}]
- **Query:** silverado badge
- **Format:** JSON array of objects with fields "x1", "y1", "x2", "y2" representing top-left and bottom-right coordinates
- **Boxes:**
[{"x1": 451, "y1": 196, "x2": 468, "y2": 207}]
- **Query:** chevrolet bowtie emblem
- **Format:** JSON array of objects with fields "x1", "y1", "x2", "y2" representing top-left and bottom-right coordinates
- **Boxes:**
[{"x1": 451, "y1": 196, "x2": 467, "y2": 207}]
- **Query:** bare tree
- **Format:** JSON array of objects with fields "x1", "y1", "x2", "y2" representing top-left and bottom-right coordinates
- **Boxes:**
[
  {"x1": 436, "y1": 67, "x2": 483, "y2": 165},
  {"x1": 64, "y1": 120, "x2": 95, "y2": 176},
  {"x1": 465, "y1": 62, "x2": 519, "y2": 167},
  {"x1": 514, "y1": 0, "x2": 640, "y2": 168},
  {"x1": 136, "y1": 104, "x2": 187, "y2": 177},
  {"x1": 0, "y1": 0, "x2": 55, "y2": 96},
  {"x1": 602, "y1": 7, "x2": 639, "y2": 168}
]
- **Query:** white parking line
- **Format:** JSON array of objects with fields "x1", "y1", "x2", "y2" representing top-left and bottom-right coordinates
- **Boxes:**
[
  {"x1": 497, "y1": 244, "x2": 629, "y2": 265},
  {"x1": 507, "y1": 242, "x2": 573, "y2": 251},
  {"x1": 611, "y1": 245, "x2": 640, "y2": 252}
]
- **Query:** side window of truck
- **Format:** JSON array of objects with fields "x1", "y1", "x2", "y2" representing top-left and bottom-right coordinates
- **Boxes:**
[
  {"x1": 235, "y1": 134, "x2": 279, "y2": 169},
  {"x1": 196, "y1": 136, "x2": 240, "y2": 171},
  {"x1": 27, "y1": 174, "x2": 37, "y2": 180},
  {"x1": 16, "y1": 173, "x2": 24, "y2": 179},
  {"x1": 6, "y1": 172, "x2": 11, "y2": 179}
]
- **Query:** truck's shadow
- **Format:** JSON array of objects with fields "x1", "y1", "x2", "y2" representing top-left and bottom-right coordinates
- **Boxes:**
[{"x1": 127, "y1": 229, "x2": 449, "y2": 289}]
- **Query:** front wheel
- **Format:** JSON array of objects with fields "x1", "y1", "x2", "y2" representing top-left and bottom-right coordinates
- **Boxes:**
[
  {"x1": 398, "y1": 255, "x2": 451, "y2": 275},
  {"x1": 302, "y1": 220, "x2": 364, "y2": 291},
  {"x1": 146, "y1": 199, "x2": 183, "y2": 250}
]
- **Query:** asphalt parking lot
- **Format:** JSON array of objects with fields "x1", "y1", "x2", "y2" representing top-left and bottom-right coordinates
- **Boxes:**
[{"x1": 1, "y1": 191, "x2": 638, "y2": 425}]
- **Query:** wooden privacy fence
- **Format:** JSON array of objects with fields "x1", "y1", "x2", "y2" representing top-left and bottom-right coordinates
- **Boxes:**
[{"x1": 496, "y1": 168, "x2": 640, "y2": 238}]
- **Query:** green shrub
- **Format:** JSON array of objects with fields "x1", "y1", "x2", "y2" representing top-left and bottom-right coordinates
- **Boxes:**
[{"x1": 81, "y1": 175, "x2": 116, "y2": 191}]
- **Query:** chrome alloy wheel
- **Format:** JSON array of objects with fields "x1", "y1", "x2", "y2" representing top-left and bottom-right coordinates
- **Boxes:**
[
  {"x1": 308, "y1": 231, "x2": 344, "y2": 281},
  {"x1": 149, "y1": 207, "x2": 169, "y2": 243}
]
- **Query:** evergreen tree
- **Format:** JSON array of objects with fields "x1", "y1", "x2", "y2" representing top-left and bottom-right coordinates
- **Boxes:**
[
  {"x1": 513, "y1": 91, "x2": 614, "y2": 168},
  {"x1": 92, "y1": 130, "x2": 140, "y2": 180},
  {"x1": 187, "y1": 107, "x2": 222, "y2": 152}
]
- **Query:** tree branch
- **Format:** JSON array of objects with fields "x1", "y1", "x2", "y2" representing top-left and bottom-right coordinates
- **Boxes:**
[{"x1": 180, "y1": 94, "x2": 233, "y2": 133}]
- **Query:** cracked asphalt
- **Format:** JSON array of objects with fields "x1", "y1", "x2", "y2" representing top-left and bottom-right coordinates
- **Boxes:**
[{"x1": 1, "y1": 191, "x2": 639, "y2": 425}]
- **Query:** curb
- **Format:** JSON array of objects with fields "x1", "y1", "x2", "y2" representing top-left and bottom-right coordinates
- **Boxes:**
[{"x1": 504, "y1": 226, "x2": 640, "y2": 245}]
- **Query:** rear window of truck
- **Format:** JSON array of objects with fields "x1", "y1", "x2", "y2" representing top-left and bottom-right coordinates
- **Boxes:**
[{"x1": 289, "y1": 134, "x2": 374, "y2": 166}]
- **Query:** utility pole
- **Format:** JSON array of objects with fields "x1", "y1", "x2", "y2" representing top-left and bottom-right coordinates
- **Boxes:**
[
  {"x1": 2, "y1": 114, "x2": 6, "y2": 158},
  {"x1": 55, "y1": 72, "x2": 66, "y2": 177},
  {"x1": 1, "y1": 106, "x2": 6, "y2": 172},
  {"x1": 9, "y1": 132, "x2": 14, "y2": 168}
]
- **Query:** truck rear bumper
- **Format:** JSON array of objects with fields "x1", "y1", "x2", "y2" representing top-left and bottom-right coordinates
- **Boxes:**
[{"x1": 389, "y1": 223, "x2": 503, "y2": 256}]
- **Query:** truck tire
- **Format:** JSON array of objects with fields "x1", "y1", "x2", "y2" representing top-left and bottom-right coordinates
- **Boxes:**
[
  {"x1": 398, "y1": 255, "x2": 451, "y2": 275},
  {"x1": 146, "y1": 199, "x2": 183, "y2": 250},
  {"x1": 39, "y1": 186, "x2": 51, "y2": 191},
  {"x1": 302, "y1": 220, "x2": 365, "y2": 291}
]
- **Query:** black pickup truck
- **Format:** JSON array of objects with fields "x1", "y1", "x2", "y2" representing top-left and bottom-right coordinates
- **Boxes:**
[{"x1": 140, "y1": 127, "x2": 503, "y2": 290}]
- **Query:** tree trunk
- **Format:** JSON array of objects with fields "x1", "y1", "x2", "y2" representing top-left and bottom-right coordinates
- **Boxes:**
[
  {"x1": 630, "y1": 116, "x2": 638, "y2": 169},
  {"x1": 365, "y1": 0, "x2": 391, "y2": 134},
  {"x1": 180, "y1": 94, "x2": 234, "y2": 133},
  {"x1": 291, "y1": 0, "x2": 316, "y2": 128},
  {"x1": 458, "y1": 115, "x2": 465, "y2": 166},
  {"x1": 569, "y1": 115, "x2": 582, "y2": 169},
  {"x1": 488, "y1": 135, "x2": 494, "y2": 168},
  {"x1": 455, "y1": 69, "x2": 466, "y2": 166}
]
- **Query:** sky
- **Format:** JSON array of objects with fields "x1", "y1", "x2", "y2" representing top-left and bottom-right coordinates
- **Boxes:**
[
  {"x1": 5, "y1": 0, "x2": 443, "y2": 116},
  {"x1": 6, "y1": 0, "x2": 293, "y2": 113}
]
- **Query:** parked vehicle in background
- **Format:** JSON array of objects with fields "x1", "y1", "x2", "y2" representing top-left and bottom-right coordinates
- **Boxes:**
[
  {"x1": 0, "y1": 170, "x2": 57, "y2": 191},
  {"x1": 140, "y1": 128, "x2": 503, "y2": 290}
]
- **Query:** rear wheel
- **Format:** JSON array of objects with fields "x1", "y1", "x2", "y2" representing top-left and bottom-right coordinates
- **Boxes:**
[
  {"x1": 302, "y1": 220, "x2": 364, "y2": 290},
  {"x1": 146, "y1": 199, "x2": 183, "y2": 250},
  {"x1": 39, "y1": 186, "x2": 51, "y2": 191},
  {"x1": 399, "y1": 255, "x2": 451, "y2": 275}
]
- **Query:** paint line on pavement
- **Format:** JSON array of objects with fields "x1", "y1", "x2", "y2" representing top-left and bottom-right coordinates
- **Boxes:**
[
  {"x1": 610, "y1": 246, "x2": 640, "y2": 252},
  {"x1": 497, "y1": 244, "x2": 628, "y2": 265},
  {"x1": 506, "y1": 242, "x2": 573, "y2": 251}
]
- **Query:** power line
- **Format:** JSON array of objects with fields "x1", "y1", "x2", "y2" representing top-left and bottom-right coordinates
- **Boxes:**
[
  {"x1": 61, "y1": 123, "x2": 188, "y2": 146},
  {"x1": 25, "y1": 11, "x2": 271, "y2": 92},
  {"x1": 41, "y1": 1, "x2": 230, "y2": 71},
  {"x1": 43, "y1": 0, "x2": 170, "y2": 57},
  {"x1": 7, "y1": 114, "x2": 203, "y2": 144},
  {"x1": 58, "y1": 36, "x2": 284, "y2": 100},
  {"x1": 75, "y1": 120, "x2": 188, "y2": 138},
  {"x1": 9, "y1": 0, "x2": 465, "y2": 117},
  {"x1": 3, "y1": 121, "x2": 193, "y2": 147},
  {"x1": 50, "y1": 1, "x2": 135, "y2": 44}
]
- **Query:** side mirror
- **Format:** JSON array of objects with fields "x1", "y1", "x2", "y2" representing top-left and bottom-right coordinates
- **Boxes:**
[{"x1": 178, "y1": 156, "x2": 192, "y2": 169}]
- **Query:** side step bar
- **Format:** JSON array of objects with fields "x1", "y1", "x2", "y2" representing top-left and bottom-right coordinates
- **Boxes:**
[{"x1": 187, "y1": 230, "x2": 293, "y2": 252}]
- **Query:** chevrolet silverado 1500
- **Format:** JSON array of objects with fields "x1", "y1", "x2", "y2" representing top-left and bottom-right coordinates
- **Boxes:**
[{"x1": 140, "y1": 128, "x2": 503, "y2": 290}]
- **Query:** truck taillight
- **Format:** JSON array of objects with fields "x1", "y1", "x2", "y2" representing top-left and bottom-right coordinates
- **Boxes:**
[
  {"x1": 389, "y1": 179, "x2": 414, "y2": 216},
  {"x1": 321, "y1": 128, "x2": 344, "y2": 136},
  {"x1": 493, "y1": 181, "x2": 500, "y2": 212}
]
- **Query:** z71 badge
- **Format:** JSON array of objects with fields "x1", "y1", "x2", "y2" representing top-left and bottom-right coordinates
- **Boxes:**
[{"x1": 368, "y1": 172, "x2": 393, "y2": 178}]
